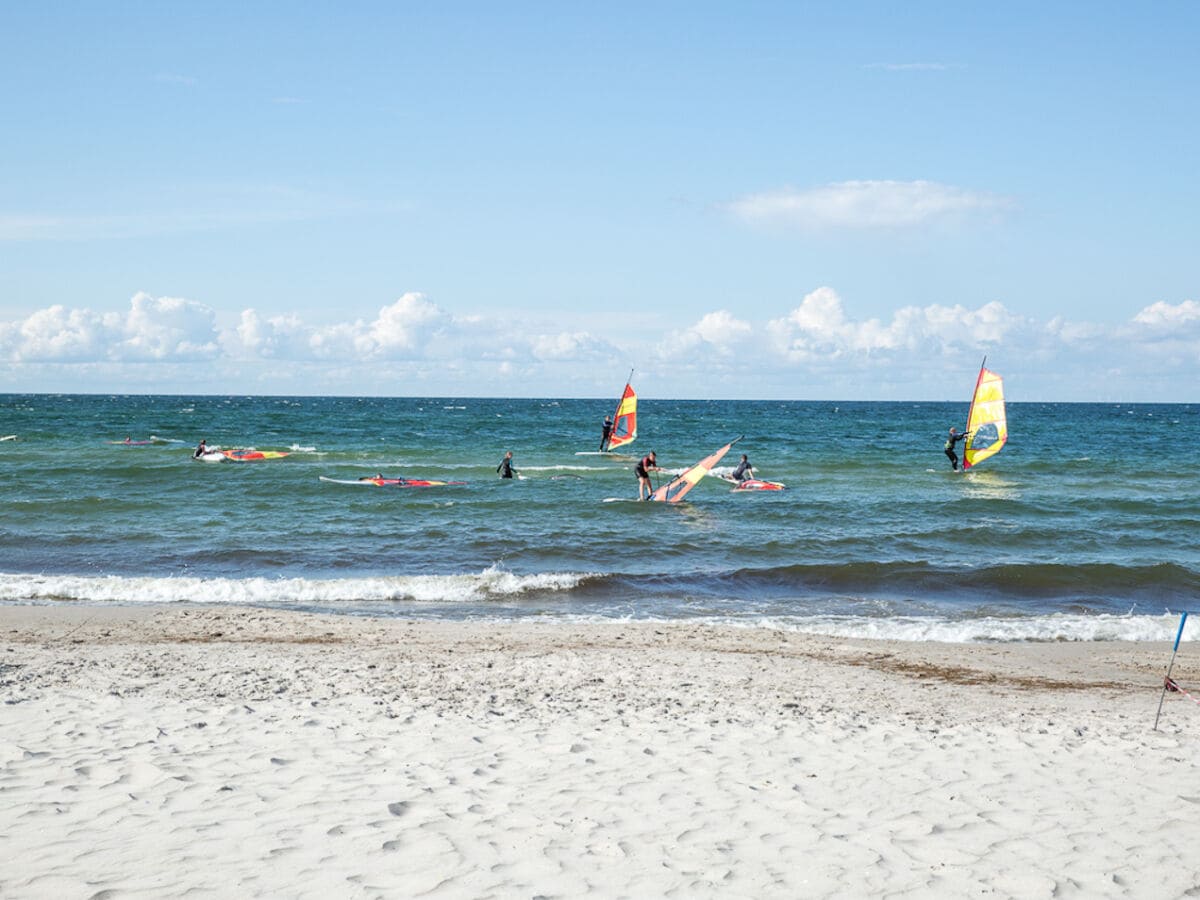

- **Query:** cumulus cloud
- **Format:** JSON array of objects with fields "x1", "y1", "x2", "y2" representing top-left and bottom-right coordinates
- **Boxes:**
[
  {"x1": 1132, "y1": 299, "x2": 1200, "y2": 329},
  {"x1": 726, "y1": 180, "x2": 1013, "y2": 229},
  {"x1": 658, "y1": 309, "x2": 753, "y2": 360},
  {"x1": 3, "y1": 289, "x2": 1197, "y2": 399},
  {"x1": 768, "y1": 287, "x2": 1027, "y2": 362},
  {"x1": 529, "y1": 331, "x2": 613, "y2": 361},
  {"x1": 0, "y1": 293, "x2": 218, "y2": 362}
]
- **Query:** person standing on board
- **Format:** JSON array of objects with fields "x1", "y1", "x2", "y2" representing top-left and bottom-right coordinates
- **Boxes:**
[
  {"x1": 600, "y1": 415, "x2": 614, "y2": 452},
  {"x1": 944, "y1": 427, "x2": 970, "y2": 471},
  {"x1": 730, "y1": 454, "x2": 754, "y2": 483},
  {"x1": 192, "y1": 439, "x2": 208, "y2": 459},
  {"x1": 635, "y1": 451, "x2": 660, "y2": 500},
  {"x1": 497, "y1": 451, "x2": 517, "y2": 479}
]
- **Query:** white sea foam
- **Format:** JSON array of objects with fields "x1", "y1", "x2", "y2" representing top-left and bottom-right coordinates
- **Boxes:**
[{"x1": 0, "y1": 567, "x2": 595, "y2": 606}]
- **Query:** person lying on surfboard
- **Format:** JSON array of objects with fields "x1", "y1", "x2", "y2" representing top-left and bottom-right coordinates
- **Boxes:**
[
  {"x1": 944, "y1": 427, "x2": 971, "y2": 471},
  {"x1": 600, "y1": 415, "x2": 613, "y2": 452},
  {"x1": 635, "y1": 451, "x2": 659, "y2": 500},
  {"x1": 730, "y1": 454, "x2": 754, "y2": 483}
]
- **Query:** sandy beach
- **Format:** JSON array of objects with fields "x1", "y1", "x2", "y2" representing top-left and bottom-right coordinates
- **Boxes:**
[{"x1": 2, "y1": 605, "x2": 1199, "y2": 898}]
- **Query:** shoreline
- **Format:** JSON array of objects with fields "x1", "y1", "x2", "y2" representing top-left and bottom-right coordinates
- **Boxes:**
[{"x1": 4, "y1": 604, "x2": 1200, "y2": 896}]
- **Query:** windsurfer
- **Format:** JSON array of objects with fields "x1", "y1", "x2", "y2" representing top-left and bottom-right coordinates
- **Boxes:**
[
  {"x1": 944, "y1": 428, "x2": 970, "y2": 471},
  {"x1": 497, "y1": 451, "x2": 516, "y2": 479},
  {"x1": 192, "y1": 439, "x2": 208, "y2": 459},
  {"x1": 600, "y1": 416, "x2": 613, "y2": 452},
  {"x1": 635, "y1": 451, "x2": 659, "y2": 500},
  {"x1": 730, "y1": 454, "x2": 753, "y2": 483}
]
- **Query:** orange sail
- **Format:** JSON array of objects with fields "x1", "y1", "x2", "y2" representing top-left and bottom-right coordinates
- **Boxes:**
[
  {"x1": 651, "y1": 436, "x2": 742, "y2": 503},
  {"x1": 606, "y1": 379, "x2": 638, "y2": 451},
  {"x1": 962, "y1": 360, "x2": 1007, "y2": 471}
]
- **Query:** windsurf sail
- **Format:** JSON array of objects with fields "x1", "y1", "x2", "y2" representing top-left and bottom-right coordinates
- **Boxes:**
[
  {"x1": 222, "y1": 449, "x2": 290, "y2": 461},
  {"x1": 651, "y1": 436, "x2": 742, "y2": 502},
  {"x1": 606, "y1": 371, "x2": 638, "y2": 452},
  {"x1": 962, "y1": 358, "x2": 1007, "y2": 471}
]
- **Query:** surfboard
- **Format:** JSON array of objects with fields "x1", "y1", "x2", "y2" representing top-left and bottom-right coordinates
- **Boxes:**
[
  {"x1": 222, "y1": 449, "x2": 290, "y2": 462},
  {"x1": 194, "y1": 451, "x2": 226, "y2": 463},
  {"x1": 730, "y1": 479, "x2": 786, "y2": 492},
  {"x1": 1, "y1": 435, "x2": 17, "y2": 442},
  {"x1": 319, "y1": 476, "x2": 465, "y2": 487}
]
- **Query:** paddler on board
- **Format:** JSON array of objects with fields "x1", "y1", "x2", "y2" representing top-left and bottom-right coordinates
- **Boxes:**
[
  {"x1": 497, "y1": 450, "x2": 517, "y2": 480},
  {"x1": 635, "y1": 451, "x2": 660, "y2": 500},
  {"x1": 944, "y1": 427, "x2": 971, "y2": 471},
  {"x1": 600, "y1": 415, "x2": 614, "y2": 452}
]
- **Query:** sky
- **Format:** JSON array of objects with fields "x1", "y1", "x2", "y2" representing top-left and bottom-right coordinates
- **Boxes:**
[{"x1": 1, "y1": 2, "x2": 1197, "y2": 400}]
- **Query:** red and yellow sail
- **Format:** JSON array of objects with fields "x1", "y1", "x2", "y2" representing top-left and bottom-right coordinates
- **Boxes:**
[
  {"x1": 652, "y1": 437, "x2": 741, "y2": 503},
  {"x1": 607, "y1": 382, "x2": 638, "y2": 451},
  {"x1": 963, "y1": 364, "x2": 1007, "y2": 470}
]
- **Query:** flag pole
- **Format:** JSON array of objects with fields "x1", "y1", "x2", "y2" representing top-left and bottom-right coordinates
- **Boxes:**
[{"x1": 1155, "y1": 611, "x2": 1189, "y2": 731}]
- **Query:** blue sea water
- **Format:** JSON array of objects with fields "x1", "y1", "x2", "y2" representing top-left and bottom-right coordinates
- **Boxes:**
[{"x1": 1, "y1": 393, "x2": 1198, "y2": 641}]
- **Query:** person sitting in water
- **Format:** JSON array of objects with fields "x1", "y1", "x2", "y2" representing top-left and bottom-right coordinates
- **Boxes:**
[
  {"x1": 600, "y1": 415, "x2": 614, "y2": 452},
  {"x1": 192, "y1": 439, "x2": 208, "y2": 459},
  {"x1": 730, "y1": 454, "x2": 754, "y2": 483},
  {"x1": 944, "y1": 427, "x2": 971, "y2": 471},
  {"x1": 497, "y1": 451, "x2": 516, "y2": 479},
  {"x1": 635, "y1": 451, "x2": 659, "y2": 500}
]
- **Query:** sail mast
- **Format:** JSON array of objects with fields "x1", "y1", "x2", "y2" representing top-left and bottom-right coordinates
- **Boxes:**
[{"x1": 611, "y1": 368, "x2": 634, "y2": 425}]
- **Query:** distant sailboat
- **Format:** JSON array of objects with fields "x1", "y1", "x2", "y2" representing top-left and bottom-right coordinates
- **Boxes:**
[
  {"x1": 651, "y1": 436, "x2": 742, "y2": 502},
  {"x1": 962, "y1": 358, "x2": 1007, "y2": 471},
  {"x1": 605, "y1": 370, "x2": 638, "y2": 452}
]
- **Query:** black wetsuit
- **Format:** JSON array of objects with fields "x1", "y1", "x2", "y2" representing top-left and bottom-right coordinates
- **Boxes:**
[
  {"x1": 634, "y1": 455, "x2": 655, "y2": 479},
  {"x1": 600, "y1": 419, "x2": 613, "y2": 452},
  {"x1": 731, "y1": 459, "x2": 752, "y2": 482},
  {"x1": 497, "y1": 457, "x2": 515, "y2": 479},
  {"x1": 944, "y1": 432, "x2": 969, "y2": 470}
]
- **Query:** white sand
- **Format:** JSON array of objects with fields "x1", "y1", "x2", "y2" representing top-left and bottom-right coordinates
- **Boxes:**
[{"x1": 2, "y1": 605, "x2": 1200, "y2": 898}]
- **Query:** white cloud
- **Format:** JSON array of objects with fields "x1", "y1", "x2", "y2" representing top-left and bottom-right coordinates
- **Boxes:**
[
  {"x1": 529, "y1": 331, "x2": 612, "y2": 361},
  {"x1": 1132, "y1": 299, "x2": 1200, "y2": 328},
  {"x1": 767, "y1": 288, "x2": 1027, "y2": 362},
  {"x1": 658, "y1": 309, "x2": 753, "y2": 360},
  {"x1": 3, "y1": 289, "x2": 1197, "y2": 400},
  {"x1": 116, "y1": 293, "x2": 219, "y2": 360},
  {"x1": 727, "y1": 180, "x2": 1013, "y2": 229},
  {"x1": 0, "y1": 293, "x2": 218, "y2": 362}
]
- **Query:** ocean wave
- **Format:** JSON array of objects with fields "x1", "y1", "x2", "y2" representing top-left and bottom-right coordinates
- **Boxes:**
[
  {"x1": 727, "y1": 612, "x2": 1200, "y2": 643},
  {"x1": 719, "y1": 560, "x2": 1200, "y2": 600},
  {"x1": 0, "y1": 566, "x2": 597, "y2": 606}
]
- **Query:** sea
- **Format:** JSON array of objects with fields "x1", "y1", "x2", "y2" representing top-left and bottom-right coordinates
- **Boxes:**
[{"x1": 2, "y1": 393, "x2": 1198, "y2": 643}]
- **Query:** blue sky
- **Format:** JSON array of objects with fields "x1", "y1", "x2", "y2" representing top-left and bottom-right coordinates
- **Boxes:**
[{"x1": 1, "y1": 2, "x2": 1197, "y2": 399}]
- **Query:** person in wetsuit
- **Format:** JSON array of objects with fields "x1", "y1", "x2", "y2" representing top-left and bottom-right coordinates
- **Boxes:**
[
  {"x1": 944, "y1": 427, "x2": 970, "y2": 471},
  {"x1": 192, "y1": 439, "x2": 208, "y2": 459},
  {"x1": 635, "y1": 451, "x2": 659, "y2": 500},
  {"x1": 600, "y1": 416, "x2": 613, "y2": 452},
  {"x1": 497, "y1": 451, "x2": 516, "y2": 479},
  {"x1": 730, "y1": 454, "x2": 754, "y2": 483}
]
